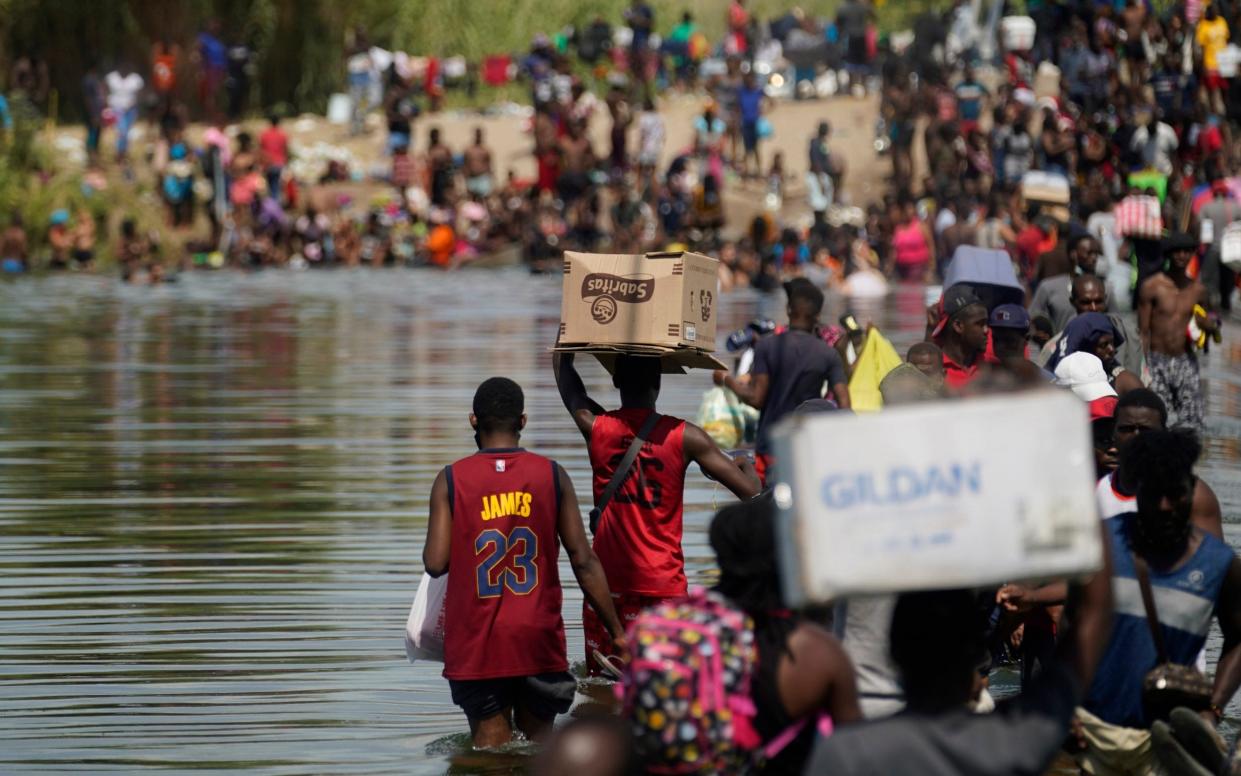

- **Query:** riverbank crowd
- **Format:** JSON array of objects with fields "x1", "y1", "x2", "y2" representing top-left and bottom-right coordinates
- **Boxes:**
[
  {"x1": 3, "y1": 1, "x2": 875, "y2": 280},
  {"x1": 414, "y1": 1, "x2": 1241, "y2": 775}
]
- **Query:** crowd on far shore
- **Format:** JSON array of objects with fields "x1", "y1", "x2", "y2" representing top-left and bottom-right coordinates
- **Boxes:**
[{"x1": 1, "y1": 1, "x2": 881, "y2": 283}]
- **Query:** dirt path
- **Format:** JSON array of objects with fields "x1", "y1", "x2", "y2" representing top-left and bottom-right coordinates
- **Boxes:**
[
  {"x1": 52, "y1": 90, "x2": 886, "y2": 241},
  {"x1": 248, "y1": 91, "x2": 885, "y2": 230}
]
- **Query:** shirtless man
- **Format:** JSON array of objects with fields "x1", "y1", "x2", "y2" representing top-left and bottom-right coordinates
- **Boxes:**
[
  {"x1": 557, "y1": 120, "x2": 595, "y2": 205},
  {"x1": 427, "y1": 127, "x2": 454, "y2": 207},
  {"x1": 1138, "y1": 233, "x2": 1219, "y2": 429},
  {"x1": 463, "y1": 127, "x2": 494, "y2": 200}
]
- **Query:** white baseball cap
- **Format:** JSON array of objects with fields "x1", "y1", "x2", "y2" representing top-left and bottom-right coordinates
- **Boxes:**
[{"x1": 1053, "y1": 352, "x2": 1118, "y2": 402}]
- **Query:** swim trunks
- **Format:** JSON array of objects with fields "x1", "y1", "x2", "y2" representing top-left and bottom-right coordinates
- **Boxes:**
[{"x1": 1147, "y1": 351, "x2": 1203, "y2": 430}]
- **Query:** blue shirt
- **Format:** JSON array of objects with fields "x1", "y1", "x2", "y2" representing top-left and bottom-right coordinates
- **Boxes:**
[
  {"x1": 1084, "y1": 516, "x2": 1233, "y2": 728},
  {"x1": 738, "y1": 87, "x2": 764, "y2": 124},
  {"x1": 198, "y1": 32, "x2": 227, "y2": 70},
  {"x1": 954, "y1": 81, "x2": 987, "y2": 122}
]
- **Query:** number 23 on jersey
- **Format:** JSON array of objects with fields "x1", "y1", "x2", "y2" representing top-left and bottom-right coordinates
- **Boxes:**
[{"x1": 474, "y1": 527, "x2": 539, "y2": 597}]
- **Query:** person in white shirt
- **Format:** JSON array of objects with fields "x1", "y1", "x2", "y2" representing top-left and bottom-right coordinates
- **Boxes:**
[
  {"x1": 1129, "y1": 110, "x2": 1178, "y2": 176},
  {"x1": 636, "y1": 97, "x2": 664, "y2": 175},
  {"x1": 105, "y1": 64, "x2": 144, "y2": 160}
]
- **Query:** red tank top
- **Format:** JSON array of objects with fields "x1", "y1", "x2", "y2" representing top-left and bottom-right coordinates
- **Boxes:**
[
  {"x1": 589, "y1": 410, "x2": 687, "y2": 597},
  {"x1": 442, "y1": 448, "x2": 567, "y2": 680}
]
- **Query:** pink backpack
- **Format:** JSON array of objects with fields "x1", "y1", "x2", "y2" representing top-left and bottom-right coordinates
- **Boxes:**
[{"x1": 617, "y1": 588, "x2": 831, "y2": 774}]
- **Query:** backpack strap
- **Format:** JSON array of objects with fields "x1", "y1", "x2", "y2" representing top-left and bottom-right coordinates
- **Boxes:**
[
  {"x1": 1133, "y1": 553, "x2": 1171, "y2": 665},
  {"x1": 761, "y1": 713, "x2": 833, "y2": 760},
  {"x1": 590, "y1": 411, "x2": 662, "y2": 534}
]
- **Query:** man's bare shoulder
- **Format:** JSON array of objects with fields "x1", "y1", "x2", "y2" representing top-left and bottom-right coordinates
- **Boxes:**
[{"x1": 1140, "y1": 272, "x2": 1175, "y2": 296}]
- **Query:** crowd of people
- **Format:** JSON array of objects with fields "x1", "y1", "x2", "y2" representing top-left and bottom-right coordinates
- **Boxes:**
[
  {"x1": 417, "y1": 1, "x2": 1241, "y2": 775},
  {"x1": 1, "y1": 2, "x2": 884, "y2": 282}
]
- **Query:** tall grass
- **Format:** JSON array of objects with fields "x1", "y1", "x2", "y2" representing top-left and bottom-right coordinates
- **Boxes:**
[{"x1": 368, "y1": 0, "x2": 848, "y2": 60}]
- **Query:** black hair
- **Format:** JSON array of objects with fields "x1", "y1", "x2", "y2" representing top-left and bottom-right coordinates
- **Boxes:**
[
  {"x1": 1121, "y1": 429, "x2": 1200, "y2": 559},
  {"x1": 611, "y1": 355, "x2": 661, "y2": 395},
  {"x1": 1115, "y1": 388, "x2": 1169, "y2": 427},
  {"x1": 472, "y1": 376, "x2": 524, "y2": 434},
  {"x1": 891, "y1": 589, "x2": 989, "y2": 710},
  {"x1": 786, "y1": 281, "x2": 824, "y2": 317},
  {"x1": 710, "y1": 493, "x2": 781, "y2": 615},
  {"x1": 1070, "y1": 273, "x2": 1105, "y2": 298},
  {"x1": 907, "y1": 341, "x2": 942, "y2": 361},
  {"x1": 1120, "y1": 428, "x2": 1200, "y2": 493},
  {"x1": 710, "y1": 493, "x2": 799, "y2": 659},
  {"x1": 1070, "y1": 233, "x2": 1096, "y2": 252},
  {"x1": 1031, "y1": 315, "x2": 1054, "y2": 337}
]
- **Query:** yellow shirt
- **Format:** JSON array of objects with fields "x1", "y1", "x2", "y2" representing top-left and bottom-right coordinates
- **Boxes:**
[{"x1": 1198, "y1": 17, "x2": 1230, "y2": 71}]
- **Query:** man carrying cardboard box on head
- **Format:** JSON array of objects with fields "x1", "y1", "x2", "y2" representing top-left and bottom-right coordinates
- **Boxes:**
[
  {"x1": 713, "y1": 278, "x2": 850, "y2": 484},
  {"x1": 553, "y1": 352, "x2": 761, "y2": 676}
]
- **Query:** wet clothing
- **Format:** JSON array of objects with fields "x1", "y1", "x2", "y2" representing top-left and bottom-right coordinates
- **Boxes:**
[
  {"x1": 442, "y1": 448, "x2": 568, "y2": 681},
  {"x1": 583, "y1": 590, "x2": 668, "y2": 675},
  {"x1": 808, "y1": 660, "x2": 1081, "y2": 775},
  {"x1": 1147, "y1": 351, "x2": 1203, "y2": 430},
  {"x1": 752, "y1": 330, "x2": 847, "y2": 455},
  {"x1": 448, "y1": 671, "x2": 576, "y2": 722},
  {"x1": 1084, "y1": 516, "x2": 1233, "y2": 729},
  {"x1": 589, "y1": 409, "x2": 688, "y2": 597}
]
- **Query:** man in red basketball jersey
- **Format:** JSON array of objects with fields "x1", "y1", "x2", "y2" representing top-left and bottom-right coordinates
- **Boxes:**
[
  {"x1": 553, "y1": 353, "x2": 761, "y2": 675},
  {"x1": 423, "y1": 377, "x2": 625, "y2": 747}
]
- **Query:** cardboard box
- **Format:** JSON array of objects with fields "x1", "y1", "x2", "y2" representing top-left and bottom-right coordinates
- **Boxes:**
[
  {"x1": 1021, "y1": 171, "x2": 1070, "y2": 206},
  {"x1": 559, "y1": 251, "x2": 719, "y2": 351},
  {"x1": 551, "y1": 342, "x2": 728, "y2": 374},
  {"x1": 772, "y1": 391, "x2": 1103, "y2": 605}
]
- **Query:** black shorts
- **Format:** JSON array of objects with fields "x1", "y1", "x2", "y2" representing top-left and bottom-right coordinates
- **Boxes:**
[{"x1": 448, "y1": 671, "x2": 577, "y2": 722}]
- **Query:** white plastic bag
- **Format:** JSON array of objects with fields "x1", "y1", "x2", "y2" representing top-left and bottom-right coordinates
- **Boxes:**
[
  {"x1": 404, "y1": 572, "x2": 448, "y2": 663},
  {"x1": 1220, "y1": 222, "x2": 1241, "y2": 273}
]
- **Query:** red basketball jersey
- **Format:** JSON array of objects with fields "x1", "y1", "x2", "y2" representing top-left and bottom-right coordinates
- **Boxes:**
[
  {"x1": 588, "y1": 409, "x2": 688, "y2": 598},
  {"x1": 442, "y1": 448, "x2": 568, "y2": 680}
]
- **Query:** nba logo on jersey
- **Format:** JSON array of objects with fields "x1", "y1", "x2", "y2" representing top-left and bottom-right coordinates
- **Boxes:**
[{"x1": 495, "y1": 460, "x2": 506, "y2": 473}]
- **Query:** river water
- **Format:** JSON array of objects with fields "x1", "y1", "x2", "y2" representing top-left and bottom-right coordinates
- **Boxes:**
[{"x1": 0, "y1": 269, "x2": 1236, "y2": 774}]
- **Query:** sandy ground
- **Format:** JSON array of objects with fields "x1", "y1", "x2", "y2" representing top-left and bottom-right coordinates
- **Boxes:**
[
  {"x1": 51, "y1": 90, "x2": 886, "y2": 235},
  {"x1": 291, "y1": 92, "x2": 889, "y2": 231}
]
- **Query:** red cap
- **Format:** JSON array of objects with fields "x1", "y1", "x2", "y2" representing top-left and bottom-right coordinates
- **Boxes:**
[{"x1": 1212, "y1": 179, "x2": 1231, "y2": 195}]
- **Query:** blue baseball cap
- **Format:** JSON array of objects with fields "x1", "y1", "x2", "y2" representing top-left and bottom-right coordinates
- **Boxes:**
[{"x1": 989, "y1": 304, "x2": 1030, "y2": 330}]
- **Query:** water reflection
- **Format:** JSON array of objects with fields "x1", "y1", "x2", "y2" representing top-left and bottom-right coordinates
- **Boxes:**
[{"x1": 0, "y1": 269, "x2": 1235, "y2": 774}]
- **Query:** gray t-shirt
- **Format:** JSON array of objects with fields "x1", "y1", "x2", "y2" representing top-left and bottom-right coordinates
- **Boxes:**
[
  {"x1": 1028, "y1": 273, "x2": 1075, "y2": 333},
  {"x1": 753, "y1": 330, "x2": 846, "y2": 455},
  {"x1": 806, "y1": 661, "x2": 1080, "y2": 775}
]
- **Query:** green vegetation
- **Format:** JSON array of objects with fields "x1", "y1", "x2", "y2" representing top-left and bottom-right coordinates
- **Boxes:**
[{"x1": 0, "y1": 0, "x2": 960, "y2": 120}]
